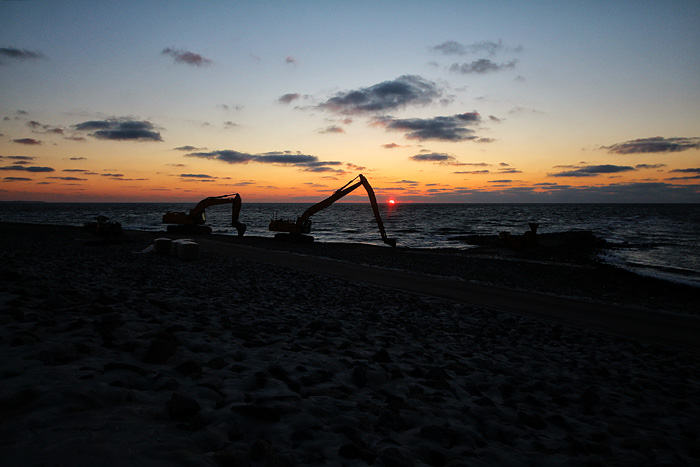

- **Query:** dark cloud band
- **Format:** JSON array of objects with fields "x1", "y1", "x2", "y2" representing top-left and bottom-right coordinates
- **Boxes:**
[
  {"x1": 375, "y1": 112, "x2": 482, "y2": 142},
  {"x1": 549, "y1": 164, "x2": 636, "y2": 177},
  {"x1": 603, "y1": 137, "x2": 700, "y2": 154},
  {"x1": 186, "y1": 149, "x2": 341, "y2": 171},
  {"x1": 319, "y1": 75, "x2": 442, "y2": 115},
  {"x1": 73, "y1": 118, "x2": 163, "y2": 142}
]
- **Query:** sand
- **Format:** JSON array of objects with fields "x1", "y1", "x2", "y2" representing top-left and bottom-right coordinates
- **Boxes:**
[{"x1": 1, "y1": 223, "x2": 699, "y2": 466}]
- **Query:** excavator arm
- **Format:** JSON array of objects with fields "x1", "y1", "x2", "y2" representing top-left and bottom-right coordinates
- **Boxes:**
[{"x1": 269, "y1": 174, "x2": 396, "y2": 247}]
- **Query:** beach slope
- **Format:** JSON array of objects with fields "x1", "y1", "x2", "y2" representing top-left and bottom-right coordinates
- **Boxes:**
[{"x1": 1, "y1": 223, "x2": 699, "y2": 465}]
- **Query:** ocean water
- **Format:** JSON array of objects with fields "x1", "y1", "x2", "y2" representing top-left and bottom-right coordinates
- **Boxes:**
[{"x1": 2, "y1": 202, "x2": 699, "y2": 287}]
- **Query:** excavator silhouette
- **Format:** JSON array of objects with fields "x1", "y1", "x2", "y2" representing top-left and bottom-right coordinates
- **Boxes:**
[
  {"x1": 269, "y1": 174, "x2": 396, "y2": 247},
  {"x1": 162, "y1": 193, "x2": 246, "y2": 236}
]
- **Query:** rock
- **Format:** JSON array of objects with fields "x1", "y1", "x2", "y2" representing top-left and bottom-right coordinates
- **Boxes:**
[
  {"x1": 373, "y1": 348, "x2": 392, "y2": 363},
  {"x1": 176, "y1": 360, "x2": 203, "y2": 377},
  {"x1": 338, "y1": 442, "x2": 376, "y2": 463},
  {"x1": 166, "y1": 393, "x2": 200, "y2": 421},
  {"x1": 376, "y1": 446, "x2": 415, "y2": 467},
  {"x1": 231, "y1": 404, "x2": 282, "y2": 422},
  {"x1": 205, "y1": 357, "x2": 228, "y2": 370},
  {"x1": 420, "y1": 425, "x2": 455, "y2": 448},
  {"x1": 142, "y1": 337, "x2": 177, "y2": 364},
  {"x1": 577, "y1": 388, "x2": 600, "y2": 408},
  {"x1": 352, "y1": 365, "x2": 368, "y2": 387},
  {"x1": 376, "y1": 408, "x2": 409, "y2": 432},
  {"x1": 250, "y1": 439, "x2": 276, "y2": 463},
  {"x1": 517, "y1": 410, "x2": 548, "y2": 430}
]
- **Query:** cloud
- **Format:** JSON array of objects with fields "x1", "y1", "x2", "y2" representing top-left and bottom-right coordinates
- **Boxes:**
[
  {"x1": 285, "y1": 56, "x2": 298, "y2": 64},
  {"x1": 28, "y1": 120, "x2": 65, "y2": 135},
  {"x1": 454, "y1": 170, "x2": 490, "y2": 174},
  {"x1": 217, "y1": 103, "x2": 243, "y2": 111},
  {"x1": 180, "y1": 173, "x2": 215, "y2": 179},
  {"x1": 602, "y1": 137, "x2": 700, "y2": 154},
  {"x1": 431, "y1": 40, "x2": 521, "y2": 56},
  {"x1": 450, "y1": 59, "x2": 518, "y2": 74},
  {"x1": 173, "y1": 146, "x2": 202, "y2": 151},
  {"x1": 549, "y1": 164, "x2": 636, "y2": 177},
  {"x1": 410, "y1": 153, "x2": 460, "y2": 164},
  {"x1": 0, "y1": 165, "x2": 55, "y2": 172},
  {"x1": 319, "y1": 75, "x2": 442, "y2": 115},
  {"x1": 375, "y1": 112, "x2": 481, "y2": 142},
  {"x1": 636, "y1": 164, "x2": 667, "y2": 169},
  {"x1": 666, "y1": 168, "x2": 700, "y2": 180},
  {"x1": 0, "y1": 47, "x2": 44, "y2": 64},
  {"x1": 3, "y1": 177, "x2": 33, "y2": 182},
  {"x1": 0, "y1": 155, "x2": 35, "y2": 162},
  {"x1": 161, "y1": 47, "x2": 212, "y2": 66},
  {"x1": 669, "y1": 168, "x2": 700, "y2": 174},
  {"x1": 319, "y1": 125, "x2": 344, "y2": 134},
  {"x1": 186, "y1": 149, "x2": 341, "y2": 171},
  {"x1": 73, "y1": 118, "x2": 163, "y2": 142},
  {"x1": 223, "y1": 121, "x2": 238, "y2": 129},
  {"x1": 278, "y1": 93, "x2": 300, "y2": 104},
  {"x1": 47, "y1": 176, "x2": 87, "y2": 181},
  {"x1": 12, "y1": 138, "x2": 41, "y2": 145},
  {"x1": 382, "y1": 143, "x2": 409, "y2": 149}
]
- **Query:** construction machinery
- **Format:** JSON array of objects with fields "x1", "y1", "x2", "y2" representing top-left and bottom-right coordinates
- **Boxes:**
[
  {"x1": 163, "y1": 193, "x2": 246, "y2": 236},
  {"x1": 269, "y1": 174, "x2": 396, "y2": 247}
]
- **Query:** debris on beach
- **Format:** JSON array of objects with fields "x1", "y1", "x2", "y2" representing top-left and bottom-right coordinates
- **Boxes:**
[
  {"x1": 451, "y1": 229, "x2": 607, "y2": 264},
  {"x1": 83, "y1": 215, "x2": 122, "y2": 237},
  {"x1": 136, "y1": 237, "x2": 200, "y2": 260}
]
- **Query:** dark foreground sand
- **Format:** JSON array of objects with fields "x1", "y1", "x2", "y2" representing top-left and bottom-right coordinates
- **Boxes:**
[{"x1": 1, "y1": 223, "x2": 699, "y2": 466}]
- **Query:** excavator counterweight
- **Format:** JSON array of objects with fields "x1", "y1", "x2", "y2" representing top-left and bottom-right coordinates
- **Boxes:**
[
  {"x1": 163, "y1": 193, "x2": 246, "y2": 236},
  {"x1": 268, "y1": 174, "x2": 396, "y2": 246}
]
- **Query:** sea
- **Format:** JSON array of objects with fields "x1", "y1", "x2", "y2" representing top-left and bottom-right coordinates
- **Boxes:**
[{"x1": 2, "y1": 202, "x2": 699, "y2": 288}]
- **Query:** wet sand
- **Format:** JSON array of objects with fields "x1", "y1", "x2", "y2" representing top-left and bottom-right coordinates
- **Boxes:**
[{"x1": 1, "y1": 223, "x2": 699, "y2": 465}]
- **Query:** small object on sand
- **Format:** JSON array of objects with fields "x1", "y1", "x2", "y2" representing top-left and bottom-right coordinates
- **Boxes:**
[
  {"x1": 135, "y1": 245, "x2": 155, "y2": 254},
  {"x1": 170, "y1": 238, "x2": 200, "y2": 260},
  {"x1": 154, "y1": 237, "x2": 172, "y2": 255}
]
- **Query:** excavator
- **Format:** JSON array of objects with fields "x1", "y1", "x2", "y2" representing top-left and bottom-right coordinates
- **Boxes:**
[
  {"x1": 162, "y1": 193, "x2": 246, "y2": 236},
  {"x1": 269, "y1": 174, "x2": 396, "y2": 247}
]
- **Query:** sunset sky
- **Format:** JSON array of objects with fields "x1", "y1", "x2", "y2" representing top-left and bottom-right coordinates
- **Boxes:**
[{"x1": 1, "y1": 1, "x2": 699, "y2": 203}]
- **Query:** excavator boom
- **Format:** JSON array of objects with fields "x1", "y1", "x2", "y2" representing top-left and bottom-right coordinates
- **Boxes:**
[{"x1": 269, "y1": 174, "x2": 396, "y2": 246}]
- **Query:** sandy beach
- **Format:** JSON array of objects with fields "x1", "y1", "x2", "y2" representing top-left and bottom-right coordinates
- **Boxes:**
[{"x1": 1, "y1": 223, "x2": 699, "y2": 466}]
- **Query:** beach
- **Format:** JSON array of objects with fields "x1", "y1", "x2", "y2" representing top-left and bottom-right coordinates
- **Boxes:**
[{"x1": 1, "y1": 223, "x2": 699, "y2": 465}]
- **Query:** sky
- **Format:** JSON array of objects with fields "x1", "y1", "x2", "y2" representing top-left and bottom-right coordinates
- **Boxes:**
[{"x1": 1, "y1": 0, "x2": 699, "y2": 203}]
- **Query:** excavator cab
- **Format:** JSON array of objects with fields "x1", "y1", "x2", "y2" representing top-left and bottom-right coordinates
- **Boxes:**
[{"x1": 269, "y1": 174, "x2": 396, "y2": 247}]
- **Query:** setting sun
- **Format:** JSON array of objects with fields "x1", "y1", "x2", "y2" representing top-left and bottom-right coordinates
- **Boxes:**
[{"x1": 389, "y1": 199, "x2": 395, "y2": 204}]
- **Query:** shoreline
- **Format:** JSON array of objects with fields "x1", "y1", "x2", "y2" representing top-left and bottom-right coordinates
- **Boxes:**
[{"x1": 2, "y1": 222, "x2": 699, "y2": 465}]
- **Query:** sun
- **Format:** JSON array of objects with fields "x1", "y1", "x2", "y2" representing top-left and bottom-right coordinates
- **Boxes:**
[{"x1": 388, "y1": 199, "x2": 395, "y2": 204}]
